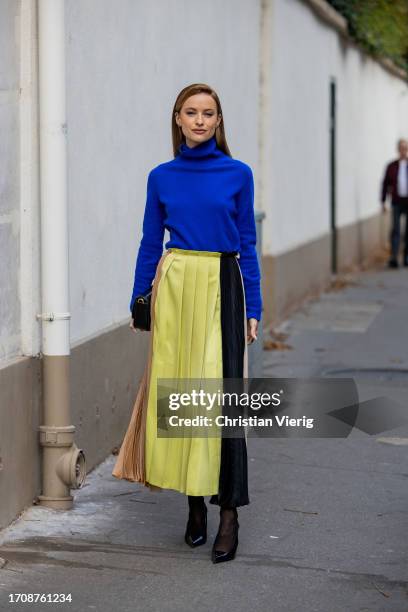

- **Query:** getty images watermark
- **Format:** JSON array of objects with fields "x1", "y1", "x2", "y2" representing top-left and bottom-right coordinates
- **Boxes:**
[
  {"x1": 166, "y1": 387, "x2": 313, "y2": 429},
  {"x1": 156, "y1": 377, "x2": 408, "y2": 438}
]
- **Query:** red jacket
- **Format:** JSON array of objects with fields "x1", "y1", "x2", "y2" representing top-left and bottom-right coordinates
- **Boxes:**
[{"x1": 381, "y1": 159, "x2": 408, "y2": 203}]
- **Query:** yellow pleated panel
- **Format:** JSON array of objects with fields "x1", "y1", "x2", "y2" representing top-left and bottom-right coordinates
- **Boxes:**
[{"x1": 145, "y1": 251, "x2": 223, "y2": 496}]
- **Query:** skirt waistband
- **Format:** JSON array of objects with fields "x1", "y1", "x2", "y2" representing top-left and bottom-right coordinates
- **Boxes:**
[{"x1": 167, "y1": 247, "x2": 239, "y2": 259}]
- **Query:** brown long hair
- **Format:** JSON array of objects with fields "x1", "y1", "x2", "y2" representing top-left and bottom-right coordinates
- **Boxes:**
[{"x1": 171, "y1": 83, "x2": 232, "y2": 158}]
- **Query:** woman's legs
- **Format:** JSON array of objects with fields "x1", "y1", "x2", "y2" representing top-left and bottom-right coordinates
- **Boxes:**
[
  {"x1": 211, "y1": 505, "x2": 239, "y2": 563},
  {"x1": 185, "y1": 495, "x2": 207, "y2": 547},
  {"x1": 185, "y1": 496, "x2": 240, "y2": 562}
]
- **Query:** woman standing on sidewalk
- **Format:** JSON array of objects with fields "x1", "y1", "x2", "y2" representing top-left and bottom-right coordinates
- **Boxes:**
[{"x1": 112, "y1": 83, "x2": 262, "y2": 564}]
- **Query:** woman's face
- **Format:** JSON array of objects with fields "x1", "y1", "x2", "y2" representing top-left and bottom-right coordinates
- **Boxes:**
[{"x1": 175, "y1": 93, "x2": 221, "y2": 148}]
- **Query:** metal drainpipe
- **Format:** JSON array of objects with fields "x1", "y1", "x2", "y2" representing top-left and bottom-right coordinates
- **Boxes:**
[{"x1": 36, "y1": 0, "x2": 85, "y2": 509}]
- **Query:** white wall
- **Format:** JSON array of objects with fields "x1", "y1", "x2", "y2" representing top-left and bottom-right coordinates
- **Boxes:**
[
  {"x1": 263, "y1": 0, "x2": 408, "y2": 257},
  {"x1": 0, "y1": 1, "x2": 21, "y2": 361},
  {"x1": 2, "y1": 0, "x2": 408, "y2": 362},
  {"x1": 65, "y1": 0, "x2": 260, "y2": 345}
]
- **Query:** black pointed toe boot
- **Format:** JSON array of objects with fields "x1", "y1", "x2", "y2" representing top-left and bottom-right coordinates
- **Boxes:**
[
  {"x1": 185, "y1": 496, "x2": 207, "y2": 548},
  {"x1": 211, "y1": 506, "x2": 239, "y2": 563}
]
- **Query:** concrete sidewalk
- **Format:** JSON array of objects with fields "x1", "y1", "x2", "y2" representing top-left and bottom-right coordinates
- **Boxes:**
[{"x1": 1, "y1": 264, "x2": 407, "y2": 612}]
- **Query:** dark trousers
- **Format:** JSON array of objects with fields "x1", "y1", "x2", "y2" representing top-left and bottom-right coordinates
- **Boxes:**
[{"x1": 390, "y1": 197, "x2": 408, "y2": 260}]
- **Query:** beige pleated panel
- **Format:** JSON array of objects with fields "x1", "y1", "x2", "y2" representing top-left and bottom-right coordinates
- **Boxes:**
[{"x1": 111, "y1": 249, "x2": 172, "y2": 485}]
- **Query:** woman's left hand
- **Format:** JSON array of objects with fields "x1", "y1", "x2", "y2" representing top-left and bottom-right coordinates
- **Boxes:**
[{"x1": 247, "y1": 318, "x2": 258, "y2": 344}]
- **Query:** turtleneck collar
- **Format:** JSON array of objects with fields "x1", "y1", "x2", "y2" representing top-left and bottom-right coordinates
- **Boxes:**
[{"x1": 178, "y1": 134, "x2": 220, "y2": 159}]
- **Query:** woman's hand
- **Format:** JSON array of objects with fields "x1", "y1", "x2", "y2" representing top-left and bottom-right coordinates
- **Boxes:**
[
  {"x1": 247, "y1": 318, "x2": 258, "y2": 344},
  {"x1": 129, "y1": 318, "x2": 147, "y2": 332}
]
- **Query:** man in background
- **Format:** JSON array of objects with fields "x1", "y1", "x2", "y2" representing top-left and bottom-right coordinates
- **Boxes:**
[{"x1": 381, "y1": 138, "x2": 408, "y2": 268}]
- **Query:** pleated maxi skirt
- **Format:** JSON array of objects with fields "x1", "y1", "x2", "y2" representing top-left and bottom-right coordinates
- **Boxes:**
[{"x1": 112, "y1": 247, "x2": 250, "y2": 507}]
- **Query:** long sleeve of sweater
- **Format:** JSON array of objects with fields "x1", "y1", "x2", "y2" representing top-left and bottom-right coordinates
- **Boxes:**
[
  {"x1": 235, "y1": 166, "x2": 262, "y2": 320},
  {"x1": 129, "y1": 170, "x2": 165, "y2": 310}
]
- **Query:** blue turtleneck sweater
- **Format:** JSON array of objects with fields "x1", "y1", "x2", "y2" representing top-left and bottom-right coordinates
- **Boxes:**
[{"x1": 130, "y1": 135, "x2": 262, "y2": 321}]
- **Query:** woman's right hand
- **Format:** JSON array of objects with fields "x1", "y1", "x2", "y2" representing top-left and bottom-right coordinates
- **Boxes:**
[{"x1": 129, "y1": 318, "x2": 147, "y2": 332}]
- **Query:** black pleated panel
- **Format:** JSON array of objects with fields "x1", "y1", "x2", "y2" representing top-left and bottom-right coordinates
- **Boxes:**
[{"x1": 209, "y1": 254, "x2": 250, "y2": 508}]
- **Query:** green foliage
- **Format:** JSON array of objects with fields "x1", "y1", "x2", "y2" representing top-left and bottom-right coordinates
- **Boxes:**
[{"x1": 327, "y1": 0, "x2": 408, "y2": 74}]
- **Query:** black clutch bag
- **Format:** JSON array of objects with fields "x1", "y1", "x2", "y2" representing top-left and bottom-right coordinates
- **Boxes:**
[{"x1": 131, "y1": 288, "x2": 153, "y2": 331}]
